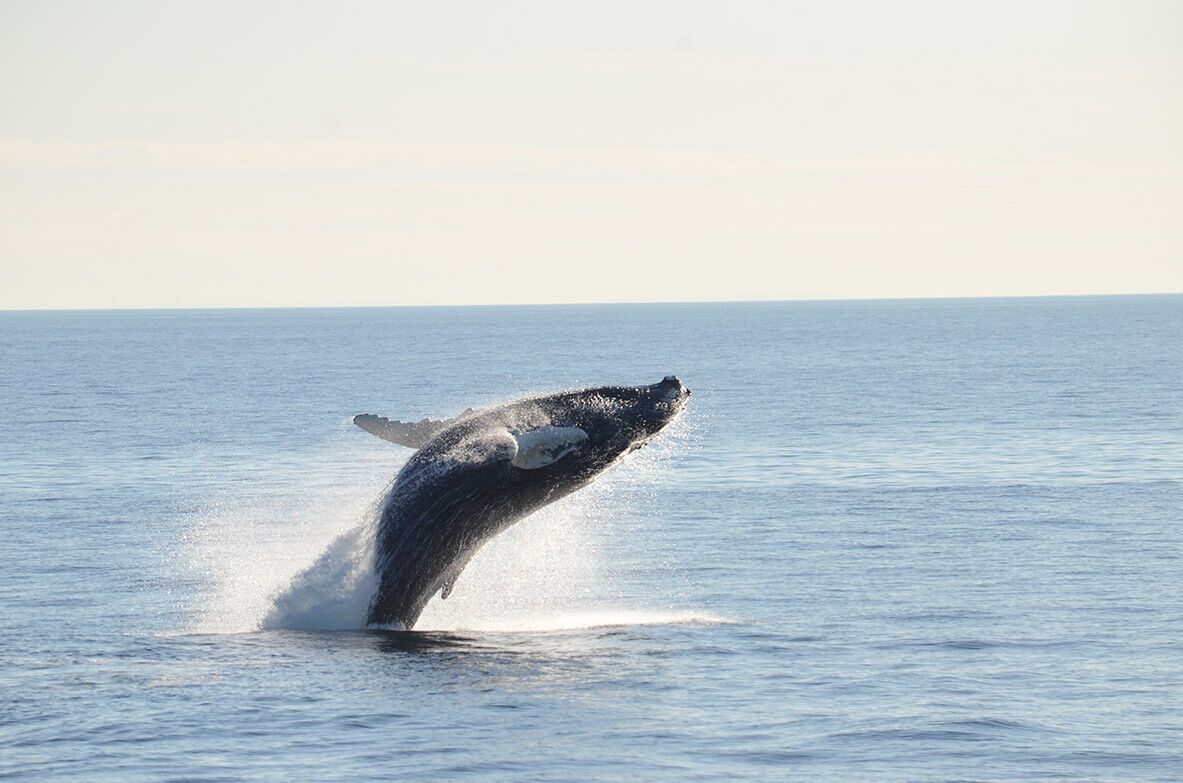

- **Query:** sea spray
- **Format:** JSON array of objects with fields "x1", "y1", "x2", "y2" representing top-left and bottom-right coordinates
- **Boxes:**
[
  {"x1": 257, "y1": 475, "x2": 615, "y2": 633},
  {"x1": 182, "y1": 450, "x2": 398, "y2": 634},
  {"x1": 259, "y1": 522, "x2": 380, "y2": 630},
  {"x1": 188, "y1": 406, "x2": 698, "y2": 634}
]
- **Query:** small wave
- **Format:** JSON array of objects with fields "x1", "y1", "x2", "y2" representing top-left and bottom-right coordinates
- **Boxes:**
[{"x1": 941, "y1": 717, "x2": 1042, "y2": 733}]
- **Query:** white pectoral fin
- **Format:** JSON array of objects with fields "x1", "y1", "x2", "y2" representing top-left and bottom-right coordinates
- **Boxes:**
[{"x1": 510, "y1": 426, "x2": 589, "y2": 470}]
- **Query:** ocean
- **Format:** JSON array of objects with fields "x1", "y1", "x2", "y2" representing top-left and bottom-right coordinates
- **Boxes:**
[{"x1": 1, "y1": 296, "x2": 1180, "y2": 781}]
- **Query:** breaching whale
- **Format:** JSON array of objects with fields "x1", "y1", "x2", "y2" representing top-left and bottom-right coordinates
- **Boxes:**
[{"x1": 354, "y1": 376, "x2": 691, "y2": 629}]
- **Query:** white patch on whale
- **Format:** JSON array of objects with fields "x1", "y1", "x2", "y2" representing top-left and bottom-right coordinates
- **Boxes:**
[{"x1": 510, "y1": 426, "x2": 588, "y2": 470}]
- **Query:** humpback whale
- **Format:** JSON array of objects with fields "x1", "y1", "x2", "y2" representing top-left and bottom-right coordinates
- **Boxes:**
[{"x1": 354, "y1": 376, "x2": 691, "y2": 629}]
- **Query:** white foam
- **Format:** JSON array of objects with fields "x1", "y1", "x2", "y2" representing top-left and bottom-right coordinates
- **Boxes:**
[{"x1": 416, "y1": 609, "x2": 730, "y2": 634}]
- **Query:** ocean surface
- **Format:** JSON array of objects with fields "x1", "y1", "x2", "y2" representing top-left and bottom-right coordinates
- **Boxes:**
[{"x1": 1, "y1": 296, "x2": 1180, "y2": 782}]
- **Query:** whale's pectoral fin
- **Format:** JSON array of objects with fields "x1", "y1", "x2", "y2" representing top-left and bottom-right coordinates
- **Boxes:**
[
  {"x1": 440, "y1": 552, "x2": 478, "y2": 600},
  {"x1": 510, "y1": 426, "x2": 589, "y2": 469},
  {"x1": 353, "y1": 409, "x2": 474, "y2": 448}
]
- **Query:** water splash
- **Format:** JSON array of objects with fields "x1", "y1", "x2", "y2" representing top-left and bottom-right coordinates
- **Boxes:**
[
  {"x1": 258, "y1": 522, "x2": 378, "y2": 631},
  {"x1": 185, "y1": 412, "x2": 704, "y2": 635}
]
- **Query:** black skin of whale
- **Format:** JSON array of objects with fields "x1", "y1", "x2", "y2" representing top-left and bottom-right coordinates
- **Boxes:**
[{"x1": 355, "y1": 376, "x2": 691, "y2": 629}]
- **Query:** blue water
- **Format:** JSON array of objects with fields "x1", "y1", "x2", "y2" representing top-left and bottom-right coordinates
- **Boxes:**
[{"x1": 1, "y1": 297, "x2": 1180, "y2": 781}]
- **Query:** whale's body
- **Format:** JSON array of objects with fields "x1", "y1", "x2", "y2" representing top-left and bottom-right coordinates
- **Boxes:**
[{"x1": 355, "y1": 376, "x2": 690, "y2": 629}]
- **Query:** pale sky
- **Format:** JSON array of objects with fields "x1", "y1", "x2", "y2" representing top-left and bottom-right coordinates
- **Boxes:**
[{"x1": 1, "y1": 0, "x2": 1180, "y2": 308}]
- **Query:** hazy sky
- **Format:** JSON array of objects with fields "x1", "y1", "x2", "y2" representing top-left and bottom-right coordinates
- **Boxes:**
[{"x1": 1, "y1": 0, "x2": 1180, "y2": 308}]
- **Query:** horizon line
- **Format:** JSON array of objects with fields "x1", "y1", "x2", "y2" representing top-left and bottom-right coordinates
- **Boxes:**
[{"x1": 1, "y1": 290, "x2": 1180, "y2": 314}]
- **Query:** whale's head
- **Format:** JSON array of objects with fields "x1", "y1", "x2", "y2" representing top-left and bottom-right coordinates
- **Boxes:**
[
  {"x1": 617, "y1": 374, "x2": 693, "y2": 442},
  {"x1": 542, "y1": 375, "x2": 691, "y2": 475}
]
